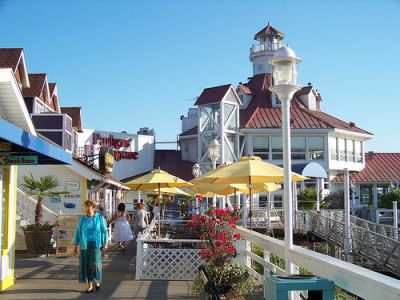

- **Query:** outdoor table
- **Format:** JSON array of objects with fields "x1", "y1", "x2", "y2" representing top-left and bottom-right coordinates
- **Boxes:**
[{"x1": 264, "y1": 274, "x2": 335, "y2": 300}]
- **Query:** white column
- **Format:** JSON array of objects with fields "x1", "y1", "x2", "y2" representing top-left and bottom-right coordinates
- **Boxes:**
[
  {"x1": 242, "y1": 195, "x2": 248, "y2": 227},
  {"x1": 343, "y1": 168, "x2": 353, "y2": 262},
  {"x1": 282, "y1": 97, "x2": 294, "y2": 275},
  {"x1": 195, "y1": 197, "x2": 199, "y2": 215},
  {"x1": 316, "y1": 178, "x2": 320, "y2": 211},
  {"x1": 212, "y1": 160, "x2": 217, "y2": 207},
  {"x1": 267, "y1": 192, "x2": 271, "y2": 233},
  {"x1": 393, "y1": 201, "x2": 399, "y2": 241}
]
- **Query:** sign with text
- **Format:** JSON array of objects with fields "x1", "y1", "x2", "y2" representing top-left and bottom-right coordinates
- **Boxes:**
[
  {"x1": 0, "y1": 155, "x2": 38, "y2": 165},
  {"x1": 64, "y1": 181, "x2": 80, "y2": 191},
  {"x1": 56, "y1": 214, "x2": 83, "y2": 257}
]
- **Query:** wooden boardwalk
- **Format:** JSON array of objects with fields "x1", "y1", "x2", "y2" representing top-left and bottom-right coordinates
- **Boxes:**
[{"x1": 1, "y1": 241, "x2": 197, "y2": 300}]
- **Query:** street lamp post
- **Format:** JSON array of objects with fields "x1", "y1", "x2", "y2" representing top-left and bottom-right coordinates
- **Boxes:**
[
  {"x1": 208, "y1": 138, "x2": 220, "y2": 207},
  {"x1": 269, "y1": 46, "x2": 302, "y2": 275},
  {"x1": 192, "y1": 163, "x2": 201, "y2": 214}
]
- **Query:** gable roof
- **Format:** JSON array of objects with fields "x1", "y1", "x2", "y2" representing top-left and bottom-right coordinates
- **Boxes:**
[
  {"x1": 180, "y1": 126, "x2": 198, "y2": 137},
  {"x1": 61, "y1": 107, "x2": 83, "y2": 132},
  {"x1": 254, "y1": 23, "x2": 285, "y2": 41},
  {"x1": 22, "y1": 73, "x2": 47, "y2": 99},
  {"x1": 194, "y1": 84, "x2": 232, "y2": 106},
  {"x1": 333, "y1": 153, "x2": 400, "y2": 183},
  {"x1": 0, "y1": 48, "x2": 23, "y2": 71},
  {"x1": 241, "y1": 107, "x2": 372, "y2": 134}
]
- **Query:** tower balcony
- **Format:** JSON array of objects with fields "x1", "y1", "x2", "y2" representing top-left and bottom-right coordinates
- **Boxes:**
[{"x1": 250, "y1": 42, "x2": 281, "y2": 56}]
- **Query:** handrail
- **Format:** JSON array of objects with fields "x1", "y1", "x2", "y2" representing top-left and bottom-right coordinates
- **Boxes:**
[
  {"x1": 16, "y1": 188, "x2": 58, "y2": 225},
  {"x1": 236, "y1": 226, "x2": 400, "y2": 300}
]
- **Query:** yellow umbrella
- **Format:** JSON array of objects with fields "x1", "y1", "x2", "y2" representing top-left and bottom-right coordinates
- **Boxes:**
[
  {"x1": 192, "y1": 156, "x2": 306, "y2": 184},
  {"x1": 191, "y1": 156, "x2": 306, "y2": 229},
  {"x1": 125, "y1": 167, "x2": 193, "y2": 190},
  {"x1": 124, "y1": 168, "x2": 193, "y2": 237},
  {"x1": 147, "y1": 187, "x2": 191, "y2": 197}
]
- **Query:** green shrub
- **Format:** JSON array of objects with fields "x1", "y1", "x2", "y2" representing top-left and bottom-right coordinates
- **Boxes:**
[
  {"x1": 192, "y1": 263, "x2": 255, "y2": 296},
  {"x1": 323, "y1": 190, "x2": 344, "y2": 209},
  {"x1": 379, "y1": 188, "x2": 400, "y2": 209},
  {"x1": 297, "y1": 188, "x2": 317, "y2": 209}
]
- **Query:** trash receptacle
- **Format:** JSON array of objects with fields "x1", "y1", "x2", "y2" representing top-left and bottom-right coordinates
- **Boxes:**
[{"x1": 264, "y1": 274, "x2": 335, "y2": 300}]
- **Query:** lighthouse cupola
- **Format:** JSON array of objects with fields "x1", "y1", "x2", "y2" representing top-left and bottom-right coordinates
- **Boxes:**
[{"x1": 249, "y1": 22, "x2": 285, "y2": 75}]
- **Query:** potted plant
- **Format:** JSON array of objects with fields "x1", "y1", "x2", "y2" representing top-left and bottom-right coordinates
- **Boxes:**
[
  {"x1": 189, "y1": 207, "x2": 255, "y2": 296},
  {"x1": 21, "y1": 174, "x2": 67, "y2": 254}
]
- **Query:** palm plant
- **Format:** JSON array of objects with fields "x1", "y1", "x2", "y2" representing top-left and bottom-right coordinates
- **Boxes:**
[{"x1": 21, "y1": 174, "x2": 63, "y2": 225}]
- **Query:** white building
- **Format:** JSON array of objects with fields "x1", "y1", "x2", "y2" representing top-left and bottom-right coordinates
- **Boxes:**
[{"x1": 179, "y1": 23, "x2": 377, "y2": 210}]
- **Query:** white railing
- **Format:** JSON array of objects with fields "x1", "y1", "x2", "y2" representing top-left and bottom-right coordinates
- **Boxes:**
[
  {"x1": 376, "y1": 208, "x2": 400, "y2": 227},
  {"x1": 250, "y1": 42, "x2": 280, "y2": 54},
  {"x1": 235, "y1": 226, "x2": 400, "y2": 300},
  {"x1": 296, "y1": 210, "x2": 400, "y2": 277},
  {"x1": 16, "y1": 188, "x2": 58, "y2": 225},
  {"x1": 135, "y1": 219, "x2": 203, "y2": 280}
]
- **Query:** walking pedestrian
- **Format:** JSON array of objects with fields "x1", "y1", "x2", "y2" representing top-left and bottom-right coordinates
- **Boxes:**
[
  {"x1": 111, "y1": 203, "x2": 133, "y2": 252},
  {"x1": 133, "y1": 202, "x2": 148, "y2": 236},
  {"x1": 72, "y1": 199, "x2": 108, "y2": 293}
]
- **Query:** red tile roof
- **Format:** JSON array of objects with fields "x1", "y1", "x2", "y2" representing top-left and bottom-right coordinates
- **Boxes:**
[
  {"x1": 238, "y1": 84, "x2": 252, "y2": 95},
  {"x1": 0, "y1": 48, "x2": 23, "y2": 71},
  {"x1": 154, "y1": 150, "x2": 194, "y2": 181},
  {"x1": 22, "y1": 73, "x2": 47, "y2": 99},
  {"x1": 194, "y1": 84, "x2": 232, "y2": 106},
  {"x1": 61, "y1": 107, "x2": 83, "y2": 132},
  {"x1": 333, "y1": 153, "x2": 400, "y2": 183},
  {"x1": 241, "y1": 107, "x2": 372, "y2": 134},
  {"x1": 242, "y1": 73, "x2": 304, "y2": 109},
  {"x1": 254, "y1": 23, "x2": 284, "y2": 41},
  {"x1": 180, "y1": 126, "x2": 198, "y2": 136}
]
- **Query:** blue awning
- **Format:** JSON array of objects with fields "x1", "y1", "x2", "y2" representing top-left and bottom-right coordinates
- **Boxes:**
[
  {"x1": 0, "y1": 117, "x2": 71, "y2": 165},
  {"x1": 292, "y1": 162, "x2": 327, "y2": 179}
]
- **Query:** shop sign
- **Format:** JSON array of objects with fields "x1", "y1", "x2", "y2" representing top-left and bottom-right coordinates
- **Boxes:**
[
  {"x1": 56, "y1": 214, "x2": 83, "y2": 257},
  {"x1": 64, "y1": 181, "x2": 80, "y2": 191},
  {"x1": 99, "y1": 146, "x2": 114, "y2": 174},
  {"x1": 93, "y1": 133, "x2": 139, "y2": 161},
  {"x1": 0, "y1": 155, "x2": 38, "y2": 165}
]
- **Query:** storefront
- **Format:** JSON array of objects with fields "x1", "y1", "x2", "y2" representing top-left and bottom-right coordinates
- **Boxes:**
[{"x1": 0, "y1": 118, "x2": 71, "y2": 290}]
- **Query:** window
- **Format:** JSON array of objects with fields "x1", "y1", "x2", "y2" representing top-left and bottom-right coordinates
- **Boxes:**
[
  {"x1": 377, "y1": 185, "x2": 389, "y2": 200},
  {"x1": 347, "y1": 140, "x2": 355, "y2": 162},
  {"x1": 308, "y1": 136, "x2": 324, "y2": 160},
  {"x1": 330, "y1": 138, "x2": 338, "y2": 160},
  {"x1": 339, "y1": 138, "x2": 346, "y2": 161},
  {"x1": 259, "y1": 196, "x2": 268, "y2": 208},
  {"x1": 273, "y1": 195, "x2": 282, "y2": 208},
  {"x1": 360, "y1": 185, "x2": 373, "y2": 206},
  {"x1": 355, "y1": 141, "x2": 363, "y2": 162},
  {"x1": 291, "y1": 137, "x2": 306, "y2": 160},
  {"x1": 253, "y1": 136, "x2": 269, "y2": 159},
  {"x1": 271, "y1": 137, "x2": 283, "y2": 160}
]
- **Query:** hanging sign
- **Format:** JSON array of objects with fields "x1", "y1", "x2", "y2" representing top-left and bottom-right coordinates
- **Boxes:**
[
  {"x1": 99, "y1": 146, "x2": 114, "y2": 174},
  {"x1": 0, "y1": 155, "x2": 38, "y2": 165}
]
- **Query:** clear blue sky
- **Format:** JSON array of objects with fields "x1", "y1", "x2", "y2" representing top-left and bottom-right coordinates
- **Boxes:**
[{"x1": 1, "y1": 0, "x2": 399, "y2": 151}]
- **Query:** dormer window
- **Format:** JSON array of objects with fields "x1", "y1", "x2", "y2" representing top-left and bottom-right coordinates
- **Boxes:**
[{"x1": 272, "y1": 93, "x2": 281, "y2": 107}]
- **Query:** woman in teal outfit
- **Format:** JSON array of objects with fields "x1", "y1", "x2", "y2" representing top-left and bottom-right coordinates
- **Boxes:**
[{"x1": 73, "y1": 199, "x2": 108, "y2": 293}]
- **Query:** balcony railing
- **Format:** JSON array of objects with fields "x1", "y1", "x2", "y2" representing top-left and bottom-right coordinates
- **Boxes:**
[{"x1": 250, "y1": 42, "x2": 281, "y2": 54}]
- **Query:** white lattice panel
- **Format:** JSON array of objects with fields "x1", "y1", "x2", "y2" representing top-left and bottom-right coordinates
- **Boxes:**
[{"x1": 140, "y1": 248, "x2": 203, "y2": 280}]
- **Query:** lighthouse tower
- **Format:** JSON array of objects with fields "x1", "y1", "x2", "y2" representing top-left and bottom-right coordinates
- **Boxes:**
[{"x1": 249, "y1": 22, "x2": 284, "y2": 75}]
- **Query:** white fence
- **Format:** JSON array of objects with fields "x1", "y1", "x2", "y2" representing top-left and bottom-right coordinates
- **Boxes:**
[
  {"x1": 135, "y1": 219, "x2": 203, "y2": 281},
  {"x1": 236, "y1": 226, "x2": 400, "y2": 300}
]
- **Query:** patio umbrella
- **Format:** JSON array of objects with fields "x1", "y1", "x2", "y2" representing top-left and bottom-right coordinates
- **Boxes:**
[
  {"x1": 125, "y1": 167, "x2": 193, "y2": 237},
  {"x1": 191, "y1": 156, "x2": 307, "y2": 229},
  {"x1": 147, "y1": 187, "x2": 191, "y2": 197}
]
